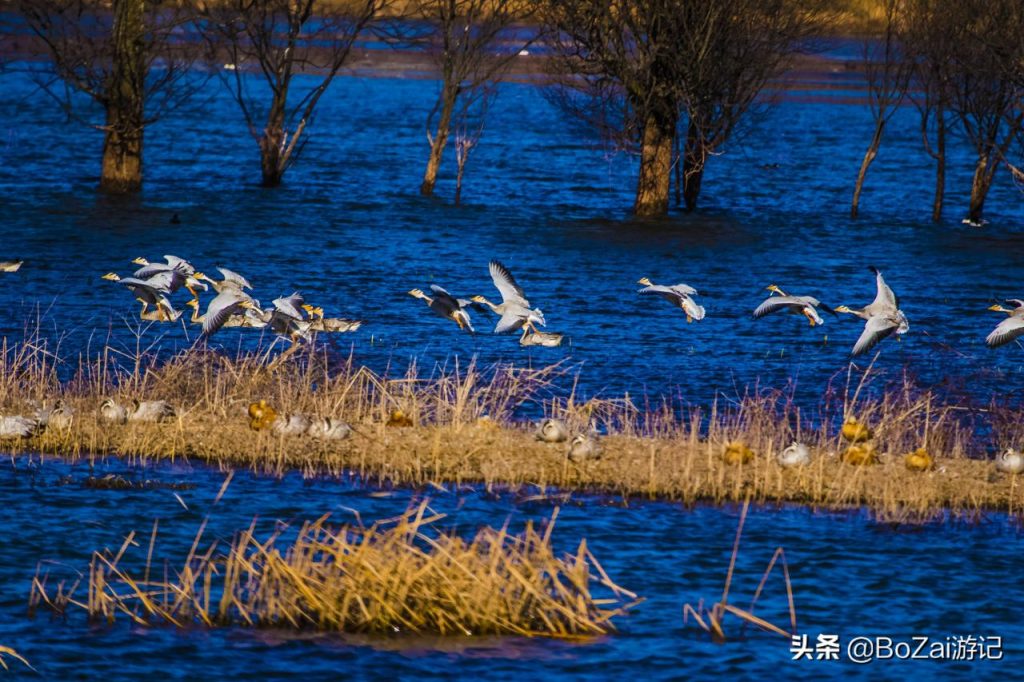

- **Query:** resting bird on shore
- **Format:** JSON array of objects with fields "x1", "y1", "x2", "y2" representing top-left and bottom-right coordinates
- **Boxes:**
[
  {"x1": 834, "y1": 267, "x2": 909, "y2": 356},
  {"x1": 753, "y1": 285, "x2": 834, "y2": 327},
  {"x1": 409, "y1": 286, "x2": 477, "y2": 333},
  {"x1": 0, "y1": 415, "x2": 42, "y2": 439},
  {"x1": 536, "y1": 418, "x2": 569, "y2": 443},
  {"x1": 129, "y1": 400, "x2": 176, "y2": 423},
  {"x1": 101, "y1": 273, "x2": 178, "y2": 321},
  {"x1": 307, "y1": 416, "x2": 352, "y2": 440},
  {"x1": 985, "y1": 300, "x2": 1024, "y2": 348},
  {"x1": 567, "y1": 433, "x2": 601, "y2": 462},
  {"x1": 0, "y1": 260, "x2": 23, "y2": 272},
  {"x1": 996, "y1": 448, "x2": 1024, "y2": 474},
  {"x1": 904, "y1": 448, "x2": 934, "y2": 472},
  {"x1": 777, "y1": 442, "x2": 811, "y2": 467},
  {"x1": 99, "y1": 398, "x2": 129, "y2": 425},
  {"x1": 35, "y1": 399, "x2": 74, "y2": 432},
  {"x1": 722, "y1": 441, "x2": 754, "y2": 465},
  {"x1": 841, "y1": 416, "x2": 872, "y2": 442},
  {"x1": 637, "y1": 277, "x2": 705, "y2": 322},
  {"x1": 472, "y1": 260, "x2": 546, "y2": 335},
  {"x1": 843, "y1": 443, "x2": 877, "y2": 466}
]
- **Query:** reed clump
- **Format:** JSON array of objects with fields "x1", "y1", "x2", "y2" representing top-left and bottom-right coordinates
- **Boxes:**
[
  {"x1": 3, "y1": 332, "x2": 1024, "y2": 521},
  {"x1": 30, "y1": 502, "x2": 637, "y2": 637}
]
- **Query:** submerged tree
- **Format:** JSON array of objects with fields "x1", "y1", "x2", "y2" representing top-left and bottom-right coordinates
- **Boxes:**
[
  {"x1": 850, "y1": 0, "x2": 910, "y2": 219},
  {"x1": 545, "y1": 0, "x2": 822, "y2": 217},
  {"x1": 19, "y1": 0, "x2": 199, "y2": 193},
  {"x1": 902, "y1": 0, "x2": 1024, "y2": 224},
  {"x1": 392, "y1": 0, "x2": 533, "y2": 199},
  {"x1": 199, "y1": 0, "x2": 384, "y2": 187},
  {"x1": 949, "y1": 1, "x2": 1024, "y2": 224},
  {"x1": 899, "y1": 0, "x2": 962, "y2": 223}
]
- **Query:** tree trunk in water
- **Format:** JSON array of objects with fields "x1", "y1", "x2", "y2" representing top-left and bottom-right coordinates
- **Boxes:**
[
  {"x1": 851, "y1": 119, "x2": 885, "y2": 219},
  {"x1": 932, "y1": 110, "x2": 945, "y2": 223},
  {"x1": 421, "y1": 90, "x2": 455, "y2": 197},
  {"x1": 681, "y1": 119, "x2": 704, "y2": 212},
  {"x1": 634, "y1": 109, "x2": 677, "y2": 217},
  {"x1": 968, "y1": 153, "x2": 995, "y2": 224},
  {"x1": 260, "y1": 125, "x2": 285, "y2": 187},
  {"x1": 259, "y1": 99, "x2": 288, "y2": 187},
  {"x1": 100, "y1": 0, "x2": 145, "y2": 194}
]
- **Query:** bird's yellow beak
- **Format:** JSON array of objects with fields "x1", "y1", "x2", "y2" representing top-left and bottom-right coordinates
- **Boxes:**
[
  {"x1": 131, "y1": 257, "x2": 147, "y2": 265},
  {"x1": 471, "y1": 295, "x2": 485, "y2": 303},
  {"x1": 637, "y1": 277, "x2": 651, "y2": 286},
  {"x1": 834, "y1": 305, "x2": 850, "y2": 313},
  {"x1": 988, "y1": 304, "x2": 1006, "y2": 312},
  {"x1": 193, "y1": 272, "x2": 205, "y2": 280},
  {"x1": 101, "y1": 272, "x2": 119, "y2": 281}
]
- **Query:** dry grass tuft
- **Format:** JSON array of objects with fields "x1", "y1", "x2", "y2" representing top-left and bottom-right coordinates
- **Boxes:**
[{"x1": 30, "y1": 501, "x2": 638, "y2": 637}]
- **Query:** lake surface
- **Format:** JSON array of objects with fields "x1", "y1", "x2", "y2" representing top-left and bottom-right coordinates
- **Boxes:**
[
  {"x1": 1, "y1": 34, "x2": 1023, "y2": 679},
  {"x1": 1, "y1": 48, "x2": 1023, "y2": 411},
  {"x1": 2, "y1": 454, "x2": 1020, "y2": 680}
]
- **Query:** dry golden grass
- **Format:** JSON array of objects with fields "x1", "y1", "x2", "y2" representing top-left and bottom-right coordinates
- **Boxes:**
[
  {"x1": 30, "y1": 500, "x2": 637, "y2": 636},
  {"x1": 2, "y1": 331, "x2": 1024, "y2": 522},
  {"x1": 0, "y1": 645, "x2": 32, "y2": 671}
]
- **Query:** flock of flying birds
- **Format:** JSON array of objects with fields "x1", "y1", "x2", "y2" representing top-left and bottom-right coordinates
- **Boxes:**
[
  {"x1": 98, "y1": 256, "x2": 362, "y2": 340},
  {"x1": 408, "y1": 260, "x2": 1022, "y2": 355},
  {"x1": 3, "y1": 255, "x2": 1024, "y2": 354}
]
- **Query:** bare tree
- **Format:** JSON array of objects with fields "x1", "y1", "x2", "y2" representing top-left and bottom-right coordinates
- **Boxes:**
[
  {"x1": 953, "y1": 6, "x2": 1023, "y2": 224},
  {"x1": 850, "y1": 0, "x2": 910, "y2": 219},
  {"x1": 388, "y1": 0, "x2": 533, "y2": 199},
  {"x1": 199, "y1": 0, "x2": 384, "y2": 187},
  {"x1": 18, "y1": 0, "x2": 200, "y2": 193},
  {"x1": 545, "y1": 0, "x2": 823, "y2": 217}
]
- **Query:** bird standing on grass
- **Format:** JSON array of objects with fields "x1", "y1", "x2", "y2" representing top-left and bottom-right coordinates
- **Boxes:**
[
  {"x1": 834, "y1": 267, "x2": 909, "y2": 356},
  {"x1": 637, "y1": 277, "x2": 705, "y2": 322}
]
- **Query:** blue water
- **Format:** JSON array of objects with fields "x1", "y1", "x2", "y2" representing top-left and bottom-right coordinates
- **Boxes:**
[
  {"x1": 2, "y1": 34, "x2": 1024, "y2": 679},
  {"x1": 2, "y1": 455, "x2": 1021, "y2": 679}
]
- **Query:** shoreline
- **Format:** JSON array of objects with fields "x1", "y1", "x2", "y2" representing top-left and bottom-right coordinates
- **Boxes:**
[{"x1": 5, "y1": 397, "x2": 1023, "y2": 524}]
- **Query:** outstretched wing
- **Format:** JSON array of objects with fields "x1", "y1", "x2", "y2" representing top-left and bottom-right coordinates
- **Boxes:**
[
  {"x1": 203, "y1": 290, "x2": 248, "y2": 335},
  {"x1": 217, "y1": 267, "x2": 253, "y2": 290},
  {"x1": 869, "y1": 266, "x2": 898, "y2": 309},
  {"x1": 987, "y1": 315, "x2": 1024, "y2": 348},
  {"x1": 851, "y1": 315, "x2": 898, "y2": 356},
  {"x1": 489, "y1": 260, "x2": 530, "y2": 307},
  {"x1": 272, "y1": 292, "x2": 305, "y2": 320},
  {"x1": 752, "y1": 295, "x2": 799, "y2": 319}
]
